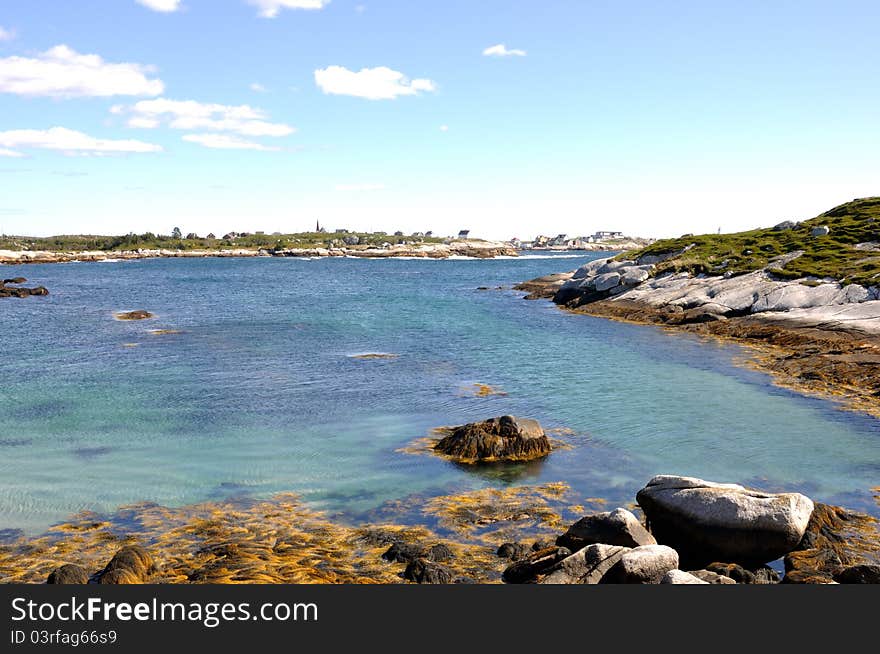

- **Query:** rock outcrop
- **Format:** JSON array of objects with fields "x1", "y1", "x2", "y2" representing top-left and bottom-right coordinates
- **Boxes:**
[
  {"x1": 636, "y1": 475, "x2": 814, "y2": 566},
  {"x1": 95, "y1": 545, "x2": 158, "y2": 584},
  {"x1": 0, "y1": 277, "x2": 49, "y2": 298},
  {"x1": 539, "y1": 544, "x2": 629, "y2": 584},
  {"x1": 556, "y1": 508, "x2": 656, "y2": 552},
  {"x1": 783, "y1": 503, "x2": 880, "y2": 583},
  {"x1": 433, "y1": 415, "x2": 552, "y2": 463}
]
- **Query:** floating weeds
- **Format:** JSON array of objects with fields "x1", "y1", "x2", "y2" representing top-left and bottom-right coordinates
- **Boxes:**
[
  {"x1": 114, "y1": 310, "x2": 154, "y2": 321},
  {"x1": 148, "y1": 329, "x2": 184, "y2": 336},
  {"x1": 0, "y1": 485, "x2": 596, "y2": 584},
  {"x1": 421, "y1": 483, "x2": 572, "y2": 545},
  {"x1": 461, "y1": 383, "x2": 508, "y2": 398}
]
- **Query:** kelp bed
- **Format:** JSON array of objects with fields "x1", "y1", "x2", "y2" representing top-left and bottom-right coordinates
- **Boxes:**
[{"x1": 0, "y1": 483, "x2": 596, "y2": 584}]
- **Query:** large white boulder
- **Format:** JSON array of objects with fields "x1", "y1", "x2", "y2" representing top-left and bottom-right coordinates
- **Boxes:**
[{"x1": 636, "y1": 475, "x2": 814, "y2": 566}]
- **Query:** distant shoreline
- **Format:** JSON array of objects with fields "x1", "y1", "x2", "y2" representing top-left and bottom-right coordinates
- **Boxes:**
[
  {"x1": 0, "y1": 241, "x2": 524, "y2": 265},
  {"x1": 0, "y1": 242, "x2": 651, "y2": 265}
]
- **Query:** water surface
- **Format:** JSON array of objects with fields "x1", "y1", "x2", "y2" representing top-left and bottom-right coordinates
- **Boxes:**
[{"x1": 1, "y1": 252, "x2": 878, "y2": 533}]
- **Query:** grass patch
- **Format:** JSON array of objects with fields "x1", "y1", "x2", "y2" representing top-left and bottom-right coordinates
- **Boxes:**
[{"x1": 625, "y1": 197, "x2": 880, "y2": 286}]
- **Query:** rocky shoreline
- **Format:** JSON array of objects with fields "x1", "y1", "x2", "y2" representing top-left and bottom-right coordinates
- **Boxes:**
[
  {"x1": 0, "y1": 240, "x2": 517, "y2": 265},
  {"x1": 517, "y1": 256, "x2": 880, "y2": 418},
  {"x1": 2, "y1": 474, "x2": 876, "y2": 585}
]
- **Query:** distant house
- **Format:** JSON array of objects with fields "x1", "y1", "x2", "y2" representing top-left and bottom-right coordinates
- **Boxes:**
[
  {"x1": 335, "y1": 229, "x2": 349, "y2": 233},
  {"x1": 222, "y1": 232, "x2": 237, "y2": 240},
  {"x1": 425, "y1": 231, "x2": 433, "y2": 238},
  {"x1": 533, "y1": 235, "x2": 550, "y2": 247},
  {"x1": 550, "y1": 233, "x2": 568, "y2": 247},
  {"x1": 457, "y1": 230, "x2": 471, "y2": 240},
  {"x1": 255, "y1": 231, "x2": 265, "y2": 235},
  {"x1": 394, "y1": 230, "x2": 404, "y2": 236},
  {"x1": 510, "y1": 237, "x2": 522, "y2": 248},
  {"x1": 206, "y1": 233, "x2": 216, "y2": 240},
  {"x1": 593, "y1": 230, "x2": 624, "y2": 241}
]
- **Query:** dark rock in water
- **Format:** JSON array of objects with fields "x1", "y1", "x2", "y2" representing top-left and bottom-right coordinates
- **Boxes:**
[
  {"x1": 96, "y1": 545, "x2": 157, "y2": 584},
  {"x1": 0, "y1": 528, "x2": 24, "y2": 544},
  {"x1": 383, "y1": 542, "x2": 454, "y2": 564},
  {"x1": 833, "y1": 564, "x2": 880, "y2": 584},
  {"x1": 382, "y1": 542, "x2": 426, "y2": 564},
  {"x1": 601, "y1": 544, "x2": 679, "y2": 584},
  {"x1": 705, "y1": 562, "x2": 779, "y2": 584},
  {"x1": 403, "y1": 559, "x2": 453, "y2": 584},
  {"x1": 497, "y1": 542, "x2": 531, "y2": 561},
  {"x1": 47, "y1": 564, "x2": 90, "y2": 585},
  {"x1": 531, "y1": 539, "x2": 554, "y2": 552},
  {"x1": 0, "y1": 277, "x2": 49, "y2": 298},
  {"x1": 784, "y1": 503, "x2": 880, "y2": 584},
  {"x1": 502, "y1": 546, "x2": 571, "y2": 584},
  {"x1": 556, "y1": 508, "x2": 656, "y2": 553},
  {"x1": 433, "y1": 415, "x2": 551, "y2": 463},
  {"x1": 636, "y1": 475, "x2": 813, "y2": 567},
  {"x1": 426, "y1": 543, "x2": 454, "y2": 562},
  {"x1": 114, "y1": 310, "x2": 154, "y2": 321}
]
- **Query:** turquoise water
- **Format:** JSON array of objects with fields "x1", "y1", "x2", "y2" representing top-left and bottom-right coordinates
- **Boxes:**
[{"x1": 1, "y1": 253, "x2": 879, "y2": 534}]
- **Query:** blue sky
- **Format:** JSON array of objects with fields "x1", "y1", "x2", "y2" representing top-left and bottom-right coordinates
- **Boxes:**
[{"x1": 1, "y1": 0, "x2": 878, "y2": 239}]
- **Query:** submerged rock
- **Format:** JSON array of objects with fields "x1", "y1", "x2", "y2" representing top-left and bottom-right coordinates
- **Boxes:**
[
  {"x1": 556, "y1": 508, "x2": 656, "y2": 552},
  {"x1": 433, "y1": 415, "x2": 551, "y2": 463},
  {"x1": 46, "y1": 564, "x2": 90, "y2": 585},
  {"x1": 637, "y1": 475, "x2": 814, "y2": 566}
]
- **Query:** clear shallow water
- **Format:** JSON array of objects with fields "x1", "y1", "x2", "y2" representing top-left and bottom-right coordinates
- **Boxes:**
[{"x1": 1, "y1": 252, "x2": 879, "y2": 534}]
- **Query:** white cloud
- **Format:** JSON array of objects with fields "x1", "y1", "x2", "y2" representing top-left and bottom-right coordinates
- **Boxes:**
[
  {"x1": 136, "y1": 0, "x2": 182, "y2": 12},
  {"x1": 0, "y1": 26, "x2": 15, "y2": 42},
  {"x1": 0, "y1": 45, "x2": 163, "y2": 98},
  {"x1": 247, "y1": 0, "x2": 331, "y2": 18},
  {"x1": 439, "y1": 125, "x2": 449, "y2": 132},
  {"x1": 0, "y1": 127, "x2": 163, "y2": 157},
  {"x1": 119, "y1": 98, "x2": 295, "y2": 137},
  {"x1": 482, "y1": 44, "x2": 527, "y2": 57},
  {"x1": 0, "y1": 147, "x2": 24, "y2": 158},
  {"x1": 182, "y1": 134, "x2": 280, "y2": 151},
  {"x1": 335, "y1": 183, "x2": 385, "y2": 192},
  {"x1": 314, "y1": 66, "x2": 436, "y2": 100},
  {"x1": 250, "y1": 82, "x2": 267, "y2": 92}
]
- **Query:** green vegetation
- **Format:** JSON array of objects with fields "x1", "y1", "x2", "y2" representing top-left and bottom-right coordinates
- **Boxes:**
[
  {"x1": 0, "y1": 230, "x2": 448, "y2": 253},
  {"x1": 625, "y1": 197, "x2": 880, "y2": 287}
]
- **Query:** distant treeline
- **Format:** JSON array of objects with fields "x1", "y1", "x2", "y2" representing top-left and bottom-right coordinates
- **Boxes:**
[{"x1": 0, "y1": 230, "x2": 448, "y2": 252}]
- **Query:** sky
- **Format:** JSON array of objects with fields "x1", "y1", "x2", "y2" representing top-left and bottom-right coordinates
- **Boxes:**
[{"x1": 0, "y1": 0, "x2": 879, "y2": 240}]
